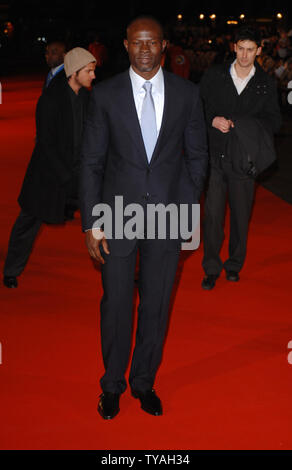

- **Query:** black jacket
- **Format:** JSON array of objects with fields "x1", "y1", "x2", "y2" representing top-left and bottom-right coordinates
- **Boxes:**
[
  {"x1": 200, "y1": 61, "x2": 282, "y2": 170},
  {"x1": 18, "y1": 71, "x2": 90, "y2": 224},
  {"x1": 227, "y1": 117, "x2": 277, "y2": 177},
  {"x1": 80, "y1": 69, "x2": 208, "y2": 255}
]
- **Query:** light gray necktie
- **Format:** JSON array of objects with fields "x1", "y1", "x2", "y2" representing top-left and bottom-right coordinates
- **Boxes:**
[{"x1": 140, "y1": 81, "x2": 157, "y2": 162}]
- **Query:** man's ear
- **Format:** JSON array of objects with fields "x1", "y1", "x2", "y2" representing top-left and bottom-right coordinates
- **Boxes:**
[
  {"x1": 68, "y1": 71, "x2": 77, "y2": 82},
  {"x1": 123, "y1": 39, "x2": 128, "y2": 52},
  {"x1": 256, "y1": 46, "x2": 262, "y2": 56},
  {"x1": 162, "y1": 40, "x2": 167, "y2": 52}
]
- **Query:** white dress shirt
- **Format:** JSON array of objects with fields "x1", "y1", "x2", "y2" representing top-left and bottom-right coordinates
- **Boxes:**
[
  {"x1": 129, "y1": 66, "x2": 165, "y2": 136},
  {"x1": 230, "y1": 60, "x2": 255, "y2": 95}
]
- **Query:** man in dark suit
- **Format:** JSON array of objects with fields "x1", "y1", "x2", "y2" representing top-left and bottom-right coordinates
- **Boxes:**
[
  {"x1": 3, "y1": 48, "x2": 96, "y2": 288},
  {"x1": 200, "y1": 26, "x2": 281, "y2": 290},
  {"x1": 80, "y1": 16, "x2": 208, "y2": 419},
  {"x1": 44, "y1": 40, "x2": 67, "y2": 88}
]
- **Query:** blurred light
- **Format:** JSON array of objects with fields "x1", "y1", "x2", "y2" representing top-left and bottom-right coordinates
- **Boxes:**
[
  {"x1": 208, "y1": 40, "x2": 212, "y2": 44},
  {"x1": 239, "y1": 14, "x2": 245, "y2": 20},
  {"x1": 177, "y1": 14, "x2": 183, "y2": 20},
  {"x1": 277, "y1": 13, "x2": 283, "y2": 19},
  {"x1": 210, "y1": 14, "x2": 216, "y2": 20},
  {"x1": 3, "y1": 21, "x2": 14, "y2": 38},
  {"x1": 227, "y1": 20, "x2": 238, "y2": 25},
  {"x1": 199, "y1": 14, "x2": 204, "y2": 20}
]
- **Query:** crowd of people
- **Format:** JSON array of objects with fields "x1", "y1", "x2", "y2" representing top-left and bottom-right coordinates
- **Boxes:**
[
  {"x1": 161, "y1": 22, "x2": 292, "y2": 102},
  {"x1": 82, "y1": 21, "x2": 292, "y2": 107},
  {"x1": 2, "y1": 16, "x2": 292, "y2": 103}
]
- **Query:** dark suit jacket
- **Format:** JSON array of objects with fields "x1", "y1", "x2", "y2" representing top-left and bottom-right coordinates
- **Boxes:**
[
  {"x1": 18, "y1": 71, "x2": 90, "y2": 224},
  {"x1": 42, "y1": 65, "x2": 65, "y2": 91},
  {"x1": 80, "y1": 69, "x2": 208, "y2": 256},
  {"x1": 200, "y1": 61, "x2": 282, "y2": 167},
  {"x1": 227, "y1": 117, "x2": 277, "y2": 177}
]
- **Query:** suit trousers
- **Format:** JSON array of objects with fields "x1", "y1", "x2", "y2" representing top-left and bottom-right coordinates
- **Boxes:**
[
  {"x1": 202, "y1": 160, "x2": 255, "y2": 275},
  {"x1": 3, "y1": 210, "x2": 42, "y2": 277},
  {"x1": 99, "y1": 239, "x2": 180, "y2": 394}
]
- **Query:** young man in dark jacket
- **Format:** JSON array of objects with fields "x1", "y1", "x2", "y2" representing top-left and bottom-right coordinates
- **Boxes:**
[
  {"x1": 3, "y1": 48, "x2": 96, "y2": 288},
  {"x1": 200, "y1": 26, "x2": 281, "y2": 290}
]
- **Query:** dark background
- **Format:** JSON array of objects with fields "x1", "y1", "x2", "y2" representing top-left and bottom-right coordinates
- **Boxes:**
[
  {"x1": 0, "y1": 0, "x2": 291, "y2": 76},
  {"x1": 0, "y1": 1, "x2": 291, "y2": 204},
  {"x1": 2, "y1": 0, "x2": 292, "y2": 23}
]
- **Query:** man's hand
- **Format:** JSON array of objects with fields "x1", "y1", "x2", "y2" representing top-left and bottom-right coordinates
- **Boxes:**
[
  {"x1": 85, "y1": 229, "x2": 110, "y2": 264},
  {"x1": 212, "y1": 116, "x2": 234, "y2": 133}
]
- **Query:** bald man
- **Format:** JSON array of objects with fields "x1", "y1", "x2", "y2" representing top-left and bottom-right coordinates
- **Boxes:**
[
  {"x1": 80, "y1": 16, "x2": 208, "y2": 419},
  {"x1": 44, "y1": 40, "x2": 66, "y2": 88}
]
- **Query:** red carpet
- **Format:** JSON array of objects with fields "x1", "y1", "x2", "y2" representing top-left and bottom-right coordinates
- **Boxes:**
[{"x1": 1, "y1": 75, "x2": 292, "y2": 450}]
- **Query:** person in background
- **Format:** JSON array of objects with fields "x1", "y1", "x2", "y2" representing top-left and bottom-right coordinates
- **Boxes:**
[
  {"x1": 166, "y1": 36, "x2": 190, "y2": 79},
  {"x1": 200, "y1": 26, "x2": 281, "y2": 291},
  {"x1": 88, "y1": 31, "x2": 108, "y2": 81},
  {"x1": 3, "y1": 48, "x2": 96, "y2": 289},
  {"x1": 44, "y1": 40, "x2": 67, "y2": 88}
]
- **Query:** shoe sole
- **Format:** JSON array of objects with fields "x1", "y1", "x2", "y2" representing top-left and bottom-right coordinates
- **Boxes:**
[
  {"x1": 226, "y1": 275, "x2": 240, "y2": 282},
  {"x1": 201, "y1": 282, "x2": 215, "y2": 290},
  {"x1": 3, "y1": 283, "x2": 18, "y2": 288},
  {"x1": 97, "y1": 403, "x2": 120, "y2": 420},
  {"x1": 131, "y1": 392, "x2": 163, "y2": 416}
]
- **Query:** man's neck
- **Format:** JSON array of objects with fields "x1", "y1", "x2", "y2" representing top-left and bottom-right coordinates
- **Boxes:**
[
  {"x1": 68, "y1": 78, "x2": 81, "y2": 95},
  {"x1": 131, "y1": 65, "x2": 161, "y2": 81},
  {"x1": 234, "y1": 61, "x2": 254, "y2": 79}
]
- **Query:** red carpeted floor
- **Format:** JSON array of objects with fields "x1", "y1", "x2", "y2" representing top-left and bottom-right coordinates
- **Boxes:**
[{"x1": 1, "y1": 75, "x2": 292, "y2": 450}]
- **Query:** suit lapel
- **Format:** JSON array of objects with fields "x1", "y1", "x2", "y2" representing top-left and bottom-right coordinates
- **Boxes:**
[
  {"x1": 113, "y1": 71, "x2": 149, "y2": 165},
  {"x1": 223, "y1": 64, "x2": 240, "y2": 97},
  {"x1": 149, "y1": 70, "x2": 177, "y2": 166}
]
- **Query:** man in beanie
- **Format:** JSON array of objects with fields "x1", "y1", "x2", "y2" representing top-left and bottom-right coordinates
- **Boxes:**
[{"x1": 3, "y1": 48, "x2": 96, "y2": 288}]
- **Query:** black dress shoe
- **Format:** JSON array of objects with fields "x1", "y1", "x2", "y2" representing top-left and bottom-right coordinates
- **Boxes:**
[
  {"x1": 132, "y1": 389, "x2": 162, "y2": 416},
  {"x1": 201, "y1": 274, "x2": 218, "y2": 290},
  {"x1": 97, "y1": 392, "x2": 120, "y2": 420},
  {"x1": 3, "y1": 276, "x2": 18, "y2": 288},
  {"x1": 226, "y1": 271, "x2": 240, "y2": 282}
]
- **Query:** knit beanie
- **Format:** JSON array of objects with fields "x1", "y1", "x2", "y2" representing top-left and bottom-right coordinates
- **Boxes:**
[{"x1": 64, "y1": 47, "x2": 96, "y2": 77}]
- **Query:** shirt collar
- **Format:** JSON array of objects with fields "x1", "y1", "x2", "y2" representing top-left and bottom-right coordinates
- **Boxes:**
[
  {"x1": 230, "y1": 60, "x2": 255, "y2": 81},
  {"x1": 51, "y1": 63, "x2": 64, "y2": 76},
  {"x1": 129, "y1": 66, "x2": 164, "y2": 95}
]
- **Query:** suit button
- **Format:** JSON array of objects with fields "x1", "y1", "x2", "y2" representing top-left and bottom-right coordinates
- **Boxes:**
[{"x1": 221, "y1": 154, "x2": 224, "y2": 158}]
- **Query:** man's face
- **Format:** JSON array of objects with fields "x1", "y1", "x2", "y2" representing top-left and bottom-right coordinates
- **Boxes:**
[
  {"x1": 75, "y1": 62, "x2": 96, "y2": 88},
  {"x1": 45, "y1": 43, "x2": 66, "y2": 68},
  {"x1": 124, "y1": 19, "x2": 166, "y2": 78},
  {"x1": 234, "y1": 39, "x2": 261, "y2": 69}
]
